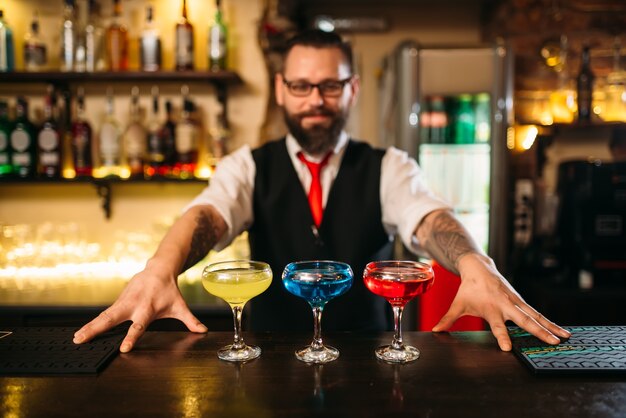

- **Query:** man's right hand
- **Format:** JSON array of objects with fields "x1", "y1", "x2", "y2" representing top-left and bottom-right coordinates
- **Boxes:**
[{"x1": 73, "y1": 267, "x2": 208, "y2": 353}]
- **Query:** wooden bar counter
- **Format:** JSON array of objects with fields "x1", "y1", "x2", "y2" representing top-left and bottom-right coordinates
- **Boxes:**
[{"x1": 1, "y1": 331, "x2": 625, "y2": 417}]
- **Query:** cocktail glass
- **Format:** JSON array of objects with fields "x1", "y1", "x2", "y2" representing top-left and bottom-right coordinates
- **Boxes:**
[
  {"x1": 202, "y1": 260, "x2": 272, "y2": 362},
  {"x1": 282, "y1": 260, "x2": 353, "y2": 363},
  {"x1": 363, "y1": 260, "x2": 434, "y2": 363}
]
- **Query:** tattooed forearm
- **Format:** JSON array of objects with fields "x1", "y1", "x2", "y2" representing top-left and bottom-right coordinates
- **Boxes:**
[
  {"x1": 181, "y1": 209, "x2": 223, "y2": 272},
  {"x1": 416, "y1": 210, "x2": 483, "y2": 274}
]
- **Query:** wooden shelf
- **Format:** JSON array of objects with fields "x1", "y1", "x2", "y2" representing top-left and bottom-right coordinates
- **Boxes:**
[{"x1": 0, "y1": 70, "x2": 243, "y2": 86}]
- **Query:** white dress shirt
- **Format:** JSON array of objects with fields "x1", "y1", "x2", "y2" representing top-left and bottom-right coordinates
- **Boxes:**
[{"x1": 185, "y1": 132, "x2": 451, "y2": 254}]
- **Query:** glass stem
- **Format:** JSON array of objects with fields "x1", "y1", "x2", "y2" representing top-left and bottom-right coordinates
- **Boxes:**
[
  {"x1": 231, "y1": 305, "x2": 245, "y2": 350},
  {"x1": 391, "y1": 305, "x2": 404, "y2": 350},
  {"x1": 311, "y1": 306, "x2": 324, "y2": 350}
]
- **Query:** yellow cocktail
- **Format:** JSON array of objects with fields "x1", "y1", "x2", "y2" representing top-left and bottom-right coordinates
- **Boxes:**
[{"x1": 202, "y1": 260, "x2": 272, "y2": 362}]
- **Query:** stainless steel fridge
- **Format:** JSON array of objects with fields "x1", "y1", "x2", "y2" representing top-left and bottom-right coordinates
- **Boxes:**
[{"x1": 378, "y1": 41, "x2": 514, "y2": 330}]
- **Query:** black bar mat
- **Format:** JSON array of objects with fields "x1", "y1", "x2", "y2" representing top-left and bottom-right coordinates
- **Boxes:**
[
  {"x1": 0, "y1": 327, "x2": 124, "y2": 376},
  {"x1": 509, "y1": 326, "x2": 626, "y2": 375}
]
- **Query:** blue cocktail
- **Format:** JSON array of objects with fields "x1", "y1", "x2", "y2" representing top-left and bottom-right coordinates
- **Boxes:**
[{"x1": 282, "y1": 260, "x2": 353, "y2": 363}]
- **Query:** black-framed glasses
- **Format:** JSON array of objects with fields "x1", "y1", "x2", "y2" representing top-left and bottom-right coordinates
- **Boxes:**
[{"x1": 282, "y1": 77, "x2": 353, "y2": 97}]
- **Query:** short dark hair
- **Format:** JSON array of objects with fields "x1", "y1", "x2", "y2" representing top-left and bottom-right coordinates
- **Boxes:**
[{"x1": 282, "y1": 29, "x2": 354, "y2": 74}]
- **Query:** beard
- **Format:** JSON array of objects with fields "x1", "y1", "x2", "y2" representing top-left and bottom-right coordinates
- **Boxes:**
[{"x1": 283, "y1": 106, "x2": 348, "y2": 156}]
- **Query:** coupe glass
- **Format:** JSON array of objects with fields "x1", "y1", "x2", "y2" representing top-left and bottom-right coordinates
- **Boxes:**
[
  {"x1": 363, "y1": 260, "x2": 434, "y2": 363},
  {"x1": 202, "y1": 260, "x2": 272, "y2": 362},
  {"x1": 282, "y1": 260, "x2": 353, "y2": 363}
]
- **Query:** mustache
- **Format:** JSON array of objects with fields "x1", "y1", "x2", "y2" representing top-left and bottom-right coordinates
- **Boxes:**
[{"x1": 295, "y1": 109, "x2": 335, "y2": 118}]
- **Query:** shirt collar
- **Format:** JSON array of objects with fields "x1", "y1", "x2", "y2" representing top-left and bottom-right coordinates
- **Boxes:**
[{"x1": 286, "y1": 131, "x2": 349, "y2": 163}]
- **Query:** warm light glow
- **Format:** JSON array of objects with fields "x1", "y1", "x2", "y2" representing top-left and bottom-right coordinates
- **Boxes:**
[
  {"x1": 512, "y1": 125, "x2": 539, "y2": 152},
  {"x1": 506, "y1": 127, "x2": 515, "y2": 150}
]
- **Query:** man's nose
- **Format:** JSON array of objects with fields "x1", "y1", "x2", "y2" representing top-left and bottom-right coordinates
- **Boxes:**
[{"x1": 305, "y1": 85, "x2": 325, "y2": 107}]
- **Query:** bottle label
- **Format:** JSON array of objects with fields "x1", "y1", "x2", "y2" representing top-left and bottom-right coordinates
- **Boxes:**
[
  {"x1": 209, "y1": 27, "x2": 226, "y2": 60},
  {"x1": 10, "y1": 129, "x2": 30, "y2": 152},
  {"x1": 0, "y1": 132, "x2": 7, "y2": 151},
  {"x1": 176, "y1": 27, "x2": 193, "y2": 66},
  {"x1": 124, "y1": 125, "x2": 145, "y2": 157},
  {"x1": 100, "y1": 123, "x2": 120, "y2": 163},
  {"x1": 12, "y1": 152, "x2": 31, "y2": 166},
  {"x1": 38, "y1": 128, "x2": 59, "y2": 151},
  {"x1": 40, "y1": 151, "x2": 59, "y2": 166},
  {"x1": 24, "y1": 44, "x2": 47, "y2": 66},
  {"x1": 176, "y1": 124, "x2": 196, "y2": 153},
  {"x1": 141, "y1": 36, "x2": 161, "y2": 70}
]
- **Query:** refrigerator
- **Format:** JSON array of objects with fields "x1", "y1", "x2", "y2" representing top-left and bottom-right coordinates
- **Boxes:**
[{"x1": 379, "y1": 41, "x2": 514, "y2": 330}]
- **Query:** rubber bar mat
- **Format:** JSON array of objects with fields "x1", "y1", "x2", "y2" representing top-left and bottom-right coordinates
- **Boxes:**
[
  {"x1": 509, "y1": 326, "x2": 626, "y2": 375},
  {"x1": 0, "y1": 327, "x2": 124, "y2": 375}
]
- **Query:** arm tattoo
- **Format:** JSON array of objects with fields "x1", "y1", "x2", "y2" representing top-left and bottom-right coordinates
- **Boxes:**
[
  {"x1": 419, "y1": 210, "x2": 482, "y2": 274},
  {"x1": 181, "y1": 210, "x2": 222, "y2": 272}
]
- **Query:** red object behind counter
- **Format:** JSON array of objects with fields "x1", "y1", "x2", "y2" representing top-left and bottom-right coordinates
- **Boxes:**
[{"x1": 417, "y1": 262, "x2": 485, "y2": 331}]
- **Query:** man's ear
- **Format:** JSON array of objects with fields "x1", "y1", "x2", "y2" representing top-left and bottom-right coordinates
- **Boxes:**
[
  {"x1": 348, "y1": 74, "x2": 361, "y2": 107},
  {"x1": 275, "y1": 73, "x2": 285, "y2": 105}
]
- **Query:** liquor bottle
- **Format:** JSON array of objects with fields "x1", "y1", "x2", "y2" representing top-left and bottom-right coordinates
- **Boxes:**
[
  {"x1": 60, "y1": 0, "x2": 76, "y2": 72},
  {"x1": 140, "y1": 6, "x2": 162, "y2": 72},
  {"x1": 603, "y1": 38, "x2": 625, "y2": 122},
  {"x1": 71, "y1": 87, "x2": 93, "y2": 177},
  {"x1": 453, "y1": 94, "x2": 475, "y2": 144},
  {"x1": 175, "y1": 0, "x2": 194, "y2": 71},
  {"x1": 0, "y1": 100, "x2": 12, "y2": 177},
  {"x1": 123, "y1": 86, "x2": 146, "y2": 178},
  {"x1": 96, "y1": 89, "x2": 124, "y2": 178},
  {"x1": 175, "y1": 93, "x2": 198, "y2": 178},
  {"x1": 61, "y1": 89, "x2": 76, "y2": 179},
  {"x1": 429, "y1": 95, "x2": 448, "y2": 144},
  {"x1": 145, "y1": 87, "x2": 165, "y2": 178},
  {"x1": 162, "y1": 100, "x2": 177, "y2": 177},
  {"x1": 10, "y1": 98, "x2": 37, "y2": 178},
  {"x1": 23, "y1": 12, "x2": 47, "y2": 72},
  {"x1": 576, "y1": 45, "x2": 594, "y2": 122},
  {"x1": 0, "y1": 10, "x2": 15, "y2": 72},
  {"x1": 474, "y1": 93, "x2": 491, "y2": 143},
  {"x1": 106, "y1": 0, "x2": 129, "y2": 71},
  {"x1": 85, "y1": 0, "x2": 105, "y2": 72},
  {"x1": 208, "y1": 0, "x2": 227, "y2": 71},
  {"x1": 37, "y1": 87, "x2": 62, "y2": 178}
]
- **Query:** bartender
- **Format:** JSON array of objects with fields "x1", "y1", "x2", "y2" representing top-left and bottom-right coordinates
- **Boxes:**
[{"x1": 74, "y1": 29, "x2": 570, "y2": 353}]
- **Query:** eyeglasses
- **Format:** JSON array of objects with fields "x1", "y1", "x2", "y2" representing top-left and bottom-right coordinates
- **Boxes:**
[{"x1": 282, "y1": 77, "x2": 353, "y2": 97}]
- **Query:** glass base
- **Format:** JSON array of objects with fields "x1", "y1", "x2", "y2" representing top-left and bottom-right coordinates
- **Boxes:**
[
  {"x1": 295, "y1": 345, "x2": 339, "y2": 364},
  {"x1": 375, "y1": 344, "x2": 420, "y2": 364},
  {"x1": 217, "y1": 344, "x2": 261, "y2": 362}
]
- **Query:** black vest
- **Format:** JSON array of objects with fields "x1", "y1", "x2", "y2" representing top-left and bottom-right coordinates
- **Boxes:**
[{"x1": 248, "y1": 138, "x2": 393, "y2": 331}]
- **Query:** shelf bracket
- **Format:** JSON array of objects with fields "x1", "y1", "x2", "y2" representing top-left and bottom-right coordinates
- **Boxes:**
[{"x1": 94, "y1": 181, "x2": 112, "y2": 220}]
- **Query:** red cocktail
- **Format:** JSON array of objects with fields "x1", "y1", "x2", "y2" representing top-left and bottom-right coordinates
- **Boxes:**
[{"x1": 363, "y1": 260, "x2": 434, "y2": 363}]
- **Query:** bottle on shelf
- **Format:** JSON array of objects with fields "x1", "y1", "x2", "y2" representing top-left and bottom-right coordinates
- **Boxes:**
[
  {"x1": 474, "y1": 93, "x2": 491, "y2": 144},
  {"x1": 23, "y1": 12, "x2": 47, "y2": 72},
  {"x1": 71, "y1": 87, "x2": 93, "y2": 177},
  {"x1": 106, "y1": 0, "x2": 129, "y2": 71},
  {"x1": 95, "y1": 88, "x2": 125, "y2": 179},
  {"x1": 123, "y1": 86, "x2": 146, "y2": 178},
  {"x1": 37, "y1": 87, "x2": 62, "y2": 178},
  {"x1": 0, "y1": 9, "x2": 15, "y2": 72},
  {"x1": 162, "y1": 100, "x2": 178, "y2": 177},
  {"x1": 145, "y1": 86, "x2": 166, "y2": 178},
  {"x1": 9, "y1": 98, "x2": 37, "y2": 178},
  {"x1": 429, "y1": 95, "x2": 448, "y2": 144},
  {"x1": 84, "y1": 0, "x2": 106, "y2": 72},
  {"x1": 175, "y1": 86, "x2": 198, "y2": 178},
  {"x1": 61, "y1": 89, "x2": 76, "y2": 179},
  {"x1": 175, "y1": 0, "x2": 194, "y2": 71},
  {"x1": 453, "y1": 94, "x2": 475, "y2": 144},
  {"x1": 140, "y1": 5, "x2": 162, "y2": 72},
  {"x1": 208, "y1": 0, "x2": 228, "y2": 71},
  {"x1": 604, "y1": 37, "x2": 626, "y2": 122},
  {"x1": 60, "y1": 0, "x2": 77, "y2": 72},
  {"x1": 576, "y1": 44, "x2": 594, "y2": 122},
  {"x1": 0, "y1": 100, "x2": 12, "y2": 177}
]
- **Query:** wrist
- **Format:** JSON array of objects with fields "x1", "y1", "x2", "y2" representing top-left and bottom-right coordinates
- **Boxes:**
[{"x1": 456, "y1": 252, "x2": 495, "y2": 278}]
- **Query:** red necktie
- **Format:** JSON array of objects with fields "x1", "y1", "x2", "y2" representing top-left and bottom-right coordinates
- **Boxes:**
[{"x1": 297, "y1": 152, "x2": 332, "y2": 227}]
